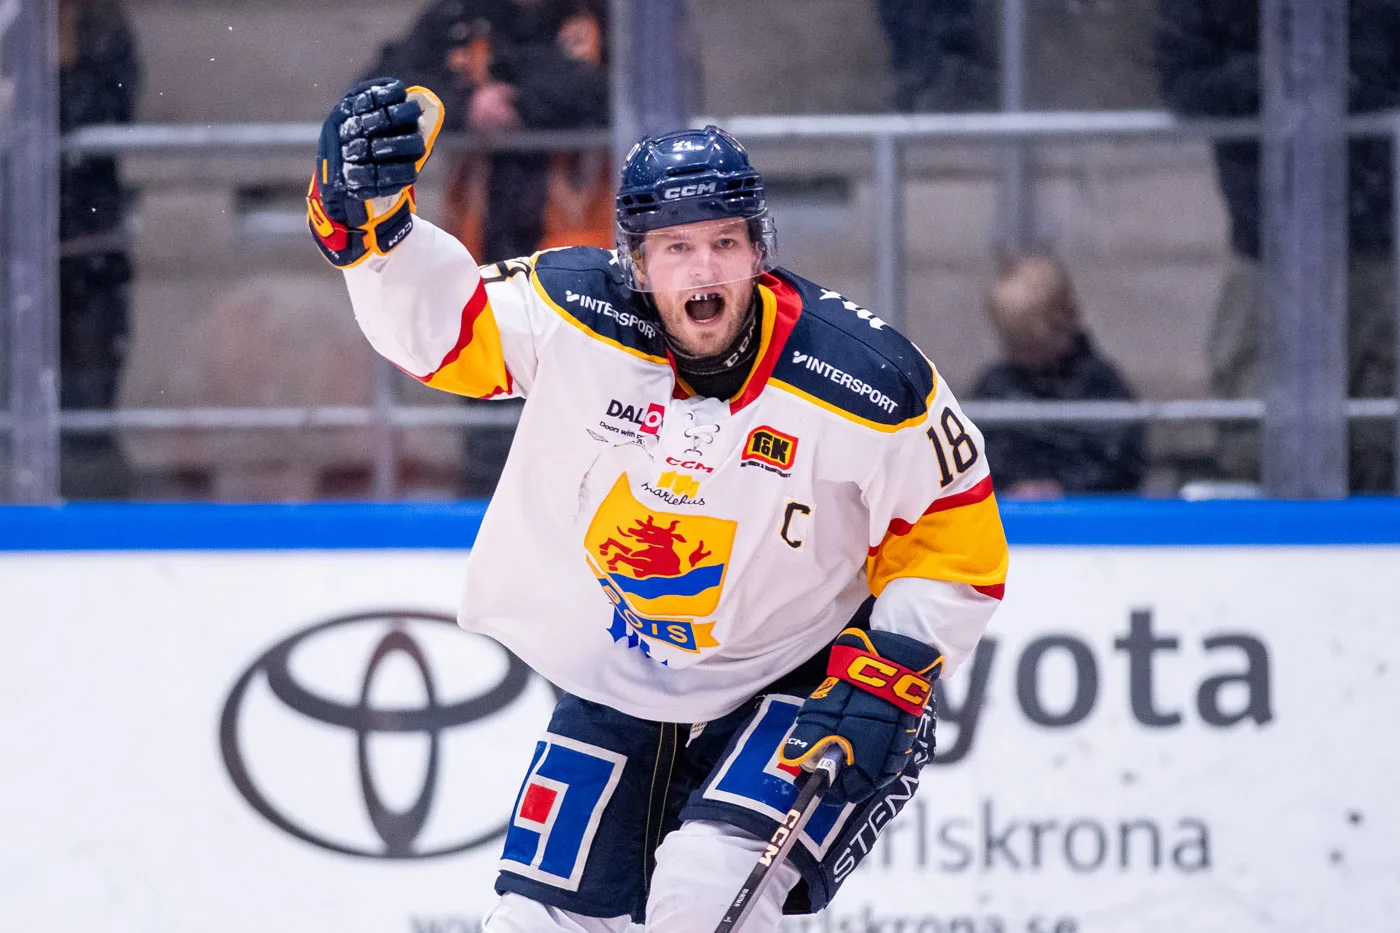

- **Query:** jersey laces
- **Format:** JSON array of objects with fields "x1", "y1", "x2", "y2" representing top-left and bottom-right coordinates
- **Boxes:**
[{"x1": 683, "y1": 412, "x2": 720, "y2": 457}]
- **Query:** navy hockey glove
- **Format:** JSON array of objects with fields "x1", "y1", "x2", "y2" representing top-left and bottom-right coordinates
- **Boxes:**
[
  {"x1": 307, "y1": 77, "x2": 444, "y2": 268},
  {"x1": 779, "y1": 628, "x2": 941, "y2": 805}
]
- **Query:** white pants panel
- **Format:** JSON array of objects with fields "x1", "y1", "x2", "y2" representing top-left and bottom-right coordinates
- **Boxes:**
[
  {"x1": 483, "y1": 819, "x2": 802, "y2": 932},
  {"x1": 646, "y1": 819, "x2": 802, "y2": 933},
  {"x1": 482, "y1": 892, "x2": 633, "y2": 933}
]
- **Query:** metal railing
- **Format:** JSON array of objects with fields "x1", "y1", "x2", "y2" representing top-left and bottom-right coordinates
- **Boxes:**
[
  {"x1": 61, "y1": 124, "x2": 614, "y2": 156},
  {"x1": 7, "y1": 110, "x2": 1400, "y2": 496},
  {"x1": 2, "y1": 397, "x2": 1394, "y2": 435}
]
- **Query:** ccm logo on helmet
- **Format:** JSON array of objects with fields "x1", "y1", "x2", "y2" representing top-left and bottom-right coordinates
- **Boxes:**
[{"x1": 663, "y1": 182, "x2": 718, "y2": 200}]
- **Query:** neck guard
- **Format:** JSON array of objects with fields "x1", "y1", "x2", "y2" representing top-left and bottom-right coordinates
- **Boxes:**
[{"x1": 667, "y1": 293, "x2": 762, "y2": 400}]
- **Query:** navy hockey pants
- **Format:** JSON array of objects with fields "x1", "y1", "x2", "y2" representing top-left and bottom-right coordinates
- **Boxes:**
[{"x1": 494, "y1": 678, "x2": 936, "y2": 921}]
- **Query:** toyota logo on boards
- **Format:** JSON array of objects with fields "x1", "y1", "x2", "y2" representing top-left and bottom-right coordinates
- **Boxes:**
[{"x1": 220, "y1": 611, "x2": 555, "y2": 859}]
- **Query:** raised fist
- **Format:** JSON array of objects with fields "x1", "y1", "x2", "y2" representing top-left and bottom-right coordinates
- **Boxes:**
[{"x1": 307, "y1": 78, "x2": 444, "y2": 268}]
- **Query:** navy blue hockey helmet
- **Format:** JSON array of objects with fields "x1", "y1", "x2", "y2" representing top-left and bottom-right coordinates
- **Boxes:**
[{"x1": 615, "y1": 125, "x2": 776, "y2": 291}]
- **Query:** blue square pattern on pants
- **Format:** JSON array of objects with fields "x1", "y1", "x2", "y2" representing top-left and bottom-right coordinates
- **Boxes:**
[
  {"x1": 500, "y1": 734, "x2": 627, "y2": 891},
  {"x1": 704, "y1": 695, "x2": 851, "y2": 854}
]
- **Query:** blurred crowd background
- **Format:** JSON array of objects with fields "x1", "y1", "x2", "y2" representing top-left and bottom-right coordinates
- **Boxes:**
[{"x1": 1, "y1": 0, "x2": 1396, "y2": 502}]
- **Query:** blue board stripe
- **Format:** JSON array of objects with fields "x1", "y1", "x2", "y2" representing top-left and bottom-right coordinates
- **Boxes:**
[
  {"x1": 0, "y1": 498, "x2": 1397, "y2": 551},
  {"x1": 1000, "y1": 496, "x2": 1400, "y2": 545},
  {"x1": 0, "y1": 502, "x2": 488, "y2": 551}
]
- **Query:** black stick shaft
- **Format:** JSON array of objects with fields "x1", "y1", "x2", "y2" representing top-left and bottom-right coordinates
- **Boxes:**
[{"x1": 712, "y1": 748, "x2": 843, "y2": 933}]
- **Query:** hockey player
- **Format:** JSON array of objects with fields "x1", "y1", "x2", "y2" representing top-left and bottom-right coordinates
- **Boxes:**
[{"x1": 309, "y1": 79, "x2": 1008, "y2": 931}]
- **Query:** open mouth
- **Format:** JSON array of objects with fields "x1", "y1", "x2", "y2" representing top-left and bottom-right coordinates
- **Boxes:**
[{"x1": 685, "y1": 291, "x2": 725, "y2": 323}]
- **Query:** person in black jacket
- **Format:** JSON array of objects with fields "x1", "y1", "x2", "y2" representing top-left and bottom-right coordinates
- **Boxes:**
[
  {"x1": 972, "y1": 256, "x2": 1145, "y2": 497},
  {"x1": 366, "y1": 0, "x2": 611, "y2": 497},
  {"x1": 367, "y1": 0, "x2": 610, "y2": 263},
  {"x1": 1156, "y1": 0, "x2": 1399, "y2": 492},
  {"x1": 875, "y1": 0, "x2": 992, "y2": 112},
  {"x1": 59, "y1": 0, "x2": 140, "y2": 499}
]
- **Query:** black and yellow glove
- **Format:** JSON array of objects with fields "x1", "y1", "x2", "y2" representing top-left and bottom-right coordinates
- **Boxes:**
[
  {"x1": 779, "y1": 628, "x2": 941, "y2": 804},
  {"x1": 307, "y1": 77, "x2": 444, "y2": 268}
]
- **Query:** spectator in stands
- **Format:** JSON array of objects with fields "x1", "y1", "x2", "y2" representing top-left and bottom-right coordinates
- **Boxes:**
[
  {"x1": 972, "y1": 256, "x2": 1146, "y2": 497},
  {"x1": 875, "y1": 0, "x2": 992, "y2": 111},
  {"x1": 59, "y1": 0, "x2": 140, "y2": 499},
  {"x1": 368, "y1": 0, "x2": 611, "y2": 263},
  {"x1": 366, "y1": 0, "x2": 610, "y2": 496},
  {"x1": 1156, "y1": 0, "x2": 1399, "y2": 492}
]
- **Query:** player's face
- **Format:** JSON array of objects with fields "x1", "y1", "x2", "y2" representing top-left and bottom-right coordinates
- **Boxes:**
[{"x1": 638, "y1": 218, "x2": 761, "y2": 358}]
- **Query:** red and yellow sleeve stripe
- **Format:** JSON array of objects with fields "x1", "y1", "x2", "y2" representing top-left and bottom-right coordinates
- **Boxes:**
[
  {"x1": 867, "y1": 476, "x2": 1009, "y2": 599},
  {"x1": 416, "y1": 277, "x2": 514, "y2": 399}
]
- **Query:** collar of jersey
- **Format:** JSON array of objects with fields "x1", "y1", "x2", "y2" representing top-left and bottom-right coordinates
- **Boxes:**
[{"x1": 670, "y1": 271, "x2": 802, "y2": 414}]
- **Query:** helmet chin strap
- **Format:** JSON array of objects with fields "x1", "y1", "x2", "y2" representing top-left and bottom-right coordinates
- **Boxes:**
[{"x1": 659, "y1": 289, "x2": 763, "y2": 400}]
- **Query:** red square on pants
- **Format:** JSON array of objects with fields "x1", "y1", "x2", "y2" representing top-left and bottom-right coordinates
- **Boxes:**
[{"x1": 520, "y1": 782, "x2": 559, "y2": 824}]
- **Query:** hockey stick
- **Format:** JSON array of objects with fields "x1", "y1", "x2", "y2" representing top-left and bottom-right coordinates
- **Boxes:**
[{"x1": 712, "y1": 746, "x2": 845, "y2": 933}]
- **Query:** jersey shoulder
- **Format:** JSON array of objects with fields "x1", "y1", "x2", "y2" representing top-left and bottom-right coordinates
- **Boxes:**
[
  {"x1": 518, "y1": 246, "x2": 667, "y2": 360},
  {"x1": 767, "y1": 269, "x2": 937, "y2": 429}
]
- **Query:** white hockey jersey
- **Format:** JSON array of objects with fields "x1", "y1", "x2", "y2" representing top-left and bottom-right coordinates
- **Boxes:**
[{"x1": 345, "y1": 219, "x2": 1008, "y2": 722}]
